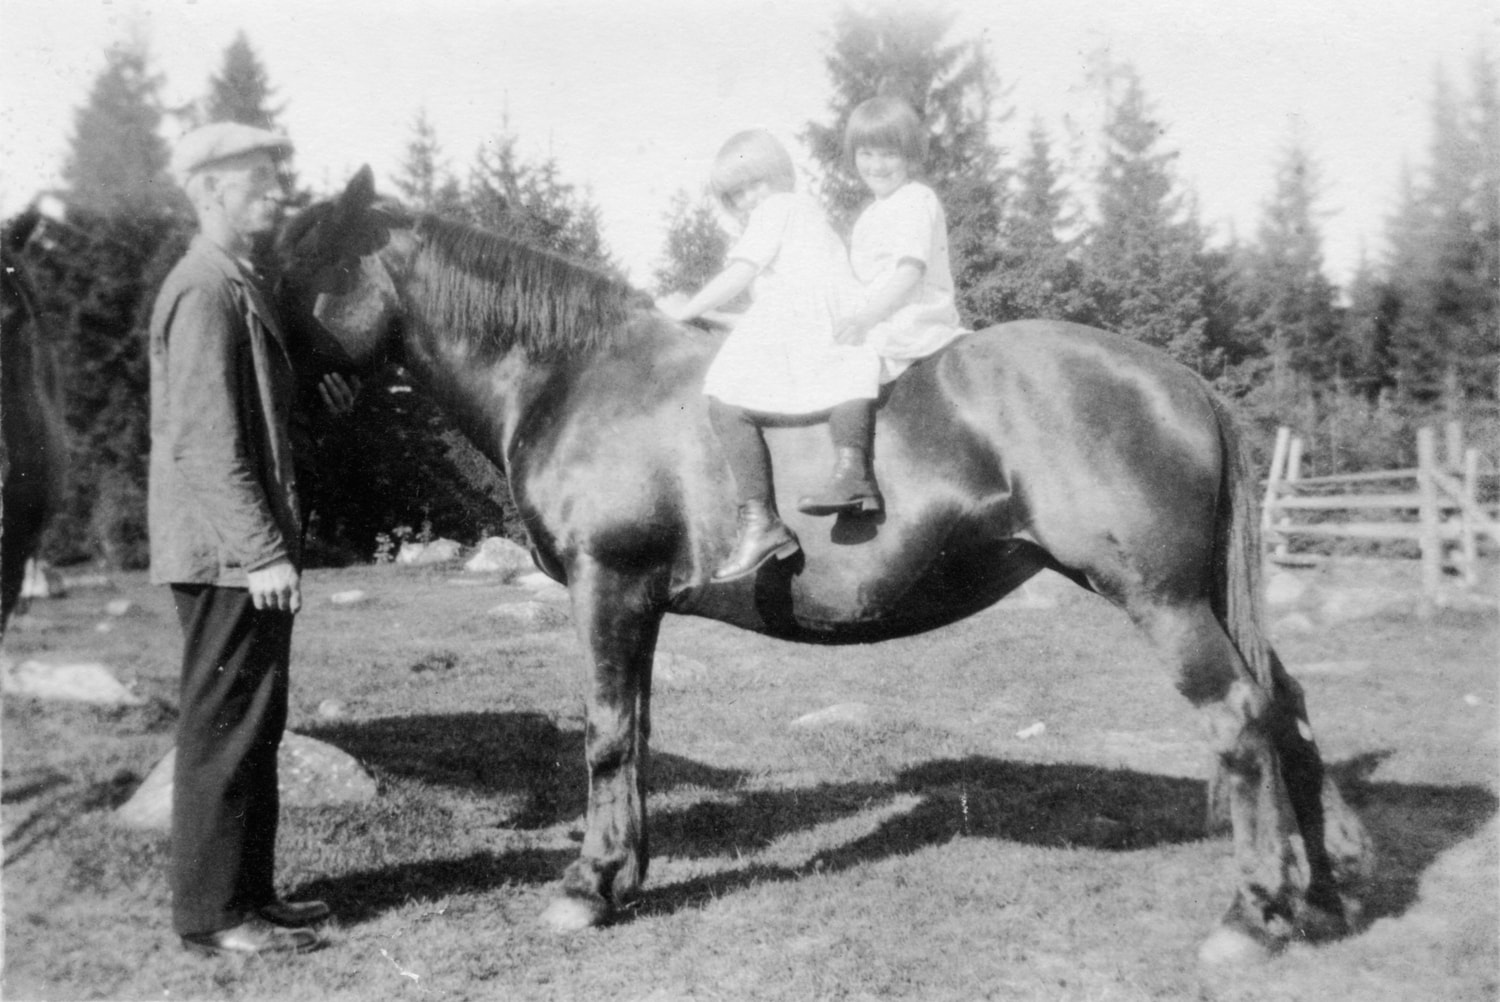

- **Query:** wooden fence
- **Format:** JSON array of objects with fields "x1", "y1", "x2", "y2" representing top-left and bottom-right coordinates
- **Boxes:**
[{"x1": 1260, "y1": 422, "x2": 1500, "y2": 612}]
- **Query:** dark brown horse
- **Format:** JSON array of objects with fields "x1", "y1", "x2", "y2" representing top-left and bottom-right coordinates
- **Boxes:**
[
  {"x1": 275, "y1": 168, "x2": 1371, "y2": 962},
  {"x1": 1, "y1": 212, "x2": 66, "y2": 638}
]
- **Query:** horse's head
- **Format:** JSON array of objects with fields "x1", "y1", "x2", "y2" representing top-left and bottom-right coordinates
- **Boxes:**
[{"x1": 274, "y1": 166, "x2": 412, "y2": 372}]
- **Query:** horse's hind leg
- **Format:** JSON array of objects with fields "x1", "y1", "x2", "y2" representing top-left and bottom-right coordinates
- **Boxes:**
[
  {"x1": 542, "y1": 558, "x2": 661, "y2": 932},
  {"x1": 1134, "y1": 599, "x2": 1360, "y2": 961}
]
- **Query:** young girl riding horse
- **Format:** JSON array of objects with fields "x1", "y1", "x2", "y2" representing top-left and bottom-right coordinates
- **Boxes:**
[
  {"x1": 824, "y1": 94, "x2": 966, "y2": 501},
  {"x1": 664, "y1": 100, "x2": 965, "y2": 582},
  {"x1": 660, "y1": 129, "x2": 877, "y2": 581}
]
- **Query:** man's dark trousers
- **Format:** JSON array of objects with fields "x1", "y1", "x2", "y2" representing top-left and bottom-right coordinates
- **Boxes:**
[{"x1": 169, "y1": 584, "x2": 292, "y2": 936}]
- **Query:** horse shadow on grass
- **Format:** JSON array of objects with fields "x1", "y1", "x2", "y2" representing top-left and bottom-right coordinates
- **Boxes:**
[{"x1": 295, "y1": 714, "x2": 1496, "y2": 931}]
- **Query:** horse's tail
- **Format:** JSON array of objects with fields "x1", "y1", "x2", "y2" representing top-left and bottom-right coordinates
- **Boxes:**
[{"x1": 1207, "y1": 392, "x2": 1276, "y2": 692}]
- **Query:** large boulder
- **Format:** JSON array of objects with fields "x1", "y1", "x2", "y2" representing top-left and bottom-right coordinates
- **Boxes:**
[
  {"x1": 464, "y1": 536, "x2": 535, "y2": 577},
  {"x1": 395, "y1": 538, "x2": 463, "y2": 566},
  {"x1": 114, "y1": 733, "x2": 378, "y2": 830},
  {"x1": 1, "y1": 658, "x2": 143, "y2": 705}
]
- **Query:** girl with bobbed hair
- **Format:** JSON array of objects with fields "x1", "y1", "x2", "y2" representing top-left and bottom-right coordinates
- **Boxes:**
[
  {"x1": 659, "y1": 129, "x2": 878, "y2": 582},
  {"x1": 795, "y1": 95, "x2": 965, "y2": 517}
]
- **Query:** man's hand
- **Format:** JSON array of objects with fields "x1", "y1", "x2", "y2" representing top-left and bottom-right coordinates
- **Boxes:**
[
  {"x1": 317, "y1": 372, "x2": 361, "y2": 416},
  {"x1": 247, "y1": 560, "x2": 302, "y2": 615}
]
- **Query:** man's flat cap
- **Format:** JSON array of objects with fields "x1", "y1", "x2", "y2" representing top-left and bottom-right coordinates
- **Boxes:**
[{"x1": 171, "y1": 122, "x2": 294, "y2": 178}]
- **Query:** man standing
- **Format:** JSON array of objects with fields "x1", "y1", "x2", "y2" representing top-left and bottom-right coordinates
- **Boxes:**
[{"x1": 150, "y1": 123, "x2": 329, "y2": 956}]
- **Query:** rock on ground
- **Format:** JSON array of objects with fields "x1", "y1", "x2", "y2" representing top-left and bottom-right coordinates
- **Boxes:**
[
  {"x1": 1, "y1": 659, "x2": 143, "y2": 705},
  {"x1": 791, "y1": 702, "x2": 873, "y2": 729},
  {"x1": 488, "y1": 601, "x2": 571, "y2": 630},
  {"x1": 464, "y1": 536, "x2": 535, "y2": 577},
  {"x1": 114, "y1": 733, "x2": 378, "y2": 830},
  {"x1": 515, "y1": 571, "x2": 569, "y2": 599},
  {"x1": 396, "y1": 538, "x2": 463, "y2": 566}
]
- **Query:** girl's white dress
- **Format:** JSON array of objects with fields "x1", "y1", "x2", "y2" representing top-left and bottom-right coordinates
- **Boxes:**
[
  {"x1": 702, "y1": 192, "x2": 879, "y2": 415},
  {"x1": 849, "y1": 181, "x2": 966, "y2": 381}
]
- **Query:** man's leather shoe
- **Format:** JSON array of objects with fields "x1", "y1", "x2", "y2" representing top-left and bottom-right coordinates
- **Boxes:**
[
  {"x1": 259, "y1": 898, "x2": 331, "y2": 927},
  {"x1": 181, "y1": 916, "x2": 324, "y2": 956}
]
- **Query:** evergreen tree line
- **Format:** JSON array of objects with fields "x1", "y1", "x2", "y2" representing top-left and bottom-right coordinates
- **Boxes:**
[{"x1": 8, "y1": 10, "x2": 1496, "y2": 570}]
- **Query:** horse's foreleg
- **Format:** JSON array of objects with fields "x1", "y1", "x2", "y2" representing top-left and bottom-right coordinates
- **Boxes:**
[
  {"x1": 543, "y1": 558, "x2": 661, "y2": 933},
  {"x1": 1138, "y1": 602, "x2": 1352, "y2": 963}
]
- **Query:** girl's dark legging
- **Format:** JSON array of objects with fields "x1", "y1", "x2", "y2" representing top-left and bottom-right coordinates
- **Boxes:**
[
  {"x1": 709, "y1": 398, "x2": 875, "y2": 505},
  {"x1": 828, "y1": 398, "x2": 874, "y2": 451},
  {"x1": 709, "y1": 399, "x2": 773, "y2": 504}
]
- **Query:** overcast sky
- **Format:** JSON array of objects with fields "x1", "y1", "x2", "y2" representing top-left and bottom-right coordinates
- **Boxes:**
[{"x1": 1, "y1": 0, "x2": 1494, "y2": 287}]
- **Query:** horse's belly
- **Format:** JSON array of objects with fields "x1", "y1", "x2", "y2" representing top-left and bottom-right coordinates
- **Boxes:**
[
  {"x1": 677, "y1": 525, "x2": 1049, "y2": 644},
  {"x1": 792, "y1": 534, "x2": 1045, "y2": 635}
]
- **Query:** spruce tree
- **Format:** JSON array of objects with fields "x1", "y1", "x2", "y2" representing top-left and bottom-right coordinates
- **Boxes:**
[
  {"x1": 62, "y1": 38, "x2": 172, "y2": 217},
  {"x1": 967, "y1": 119, "x2": 1088, "y2": 324},
  {"x1": 1340, "y1": 253, "x2": 1400, "y2": 398},
  {"x1": 466, "y1": 129, "x2": 615, "y2": 269},
  {"x1": 38, "y1": 37, "x2": 179, "y2": 566},
  {"x1": 1080, "y1": 60, "x2": 1211, "y2": 369},
  {"x1": 802, "y1": 2, "x2": 1007, "y2": 323},
  {"x1": 392, "y1": 109, "x2": 464, "y2": 215},
  {"x1": 652, "y1": 188, "x2": 731, "y2": 298},
  {"x1": 204, "y1": 31, "x2": 283, "y2": 130},
  {"x1": 1232, "y1": 136, "x2": 1340, "y2": 395},
  {"x1": 1384, "y1": 61, "x2": 1500, "y2": 408}
]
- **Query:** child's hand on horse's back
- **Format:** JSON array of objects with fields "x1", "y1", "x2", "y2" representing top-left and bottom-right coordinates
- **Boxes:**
[{"x1": 655, "y1": 293, "x2": 691, "y2": 322}]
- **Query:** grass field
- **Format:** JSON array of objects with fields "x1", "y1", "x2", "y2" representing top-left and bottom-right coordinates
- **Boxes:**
[{"x1": 2, "y1": 562, "x2": 1496, "y2": 1001}]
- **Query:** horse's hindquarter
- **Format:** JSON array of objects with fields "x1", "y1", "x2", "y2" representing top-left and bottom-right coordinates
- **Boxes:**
[{"x1": 952, "y1": 322, "x2": 1225, "y2": 599}]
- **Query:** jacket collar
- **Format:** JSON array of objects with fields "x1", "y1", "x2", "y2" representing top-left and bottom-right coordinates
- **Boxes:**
[{"x1": 189, "y1": 234, "x2": 291, "y2": 359}]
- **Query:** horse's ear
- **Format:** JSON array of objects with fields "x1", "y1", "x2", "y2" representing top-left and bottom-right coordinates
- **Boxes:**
[
  {"x1": 299, "y1": 166, "x2": 383, "y2": 263},
  {"x1": 344, "y1": 165, "x2": 377, "y2": 208},
  {"x1": 3, "y1": 208, "x2": 41, "y2": 255},
  {"x1": 333, "y1": 166, "x2": 377, "y2": 227}
]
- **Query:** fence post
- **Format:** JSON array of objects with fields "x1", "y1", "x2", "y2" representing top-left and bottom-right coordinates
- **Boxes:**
[
  {"x1": 1444, "y1": 420, "x2": 1464, "y2": 472},
  {"x1": 1261, "y1": 426, "x2": 1291, "y2": 553},
  {"x1": 1459, "y1": 446, "x2": 1481, "y2": 587},
  {"x1": 1275, "y1": 436, "x2": 1304, "y2": 560},
  {"x1": 1416, "y1": 427, "x2": 1442, "y2": 617}
]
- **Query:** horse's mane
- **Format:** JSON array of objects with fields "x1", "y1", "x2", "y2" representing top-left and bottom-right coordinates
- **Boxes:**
[{"x1": 412, "y1": 214, "x2": 640, "y2": 361}]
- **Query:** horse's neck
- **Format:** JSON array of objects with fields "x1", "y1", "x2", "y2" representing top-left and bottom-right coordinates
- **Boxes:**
[
  {"x1": 402, "y1": 314, "x2": 702, "y2": 481},
  {"x1": 398, "y1": 325, "x2": 559, "y2": 474}
]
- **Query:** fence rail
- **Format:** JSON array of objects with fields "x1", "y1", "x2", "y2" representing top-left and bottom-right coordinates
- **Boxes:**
[{"x1": 1260, "y1": 422, "x2": 1500, "y2": 615}]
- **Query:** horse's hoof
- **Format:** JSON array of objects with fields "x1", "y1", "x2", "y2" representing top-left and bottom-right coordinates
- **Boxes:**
[
  {"x1": 1295, "y1": 896, "x2": 1358, "y2": 943},
  {"x1": 540, "y1": 894, "x2": 608, "y2": 933},
  {"x1": 1198, "y1": 925, "x2": 1273, "y2": 966}
]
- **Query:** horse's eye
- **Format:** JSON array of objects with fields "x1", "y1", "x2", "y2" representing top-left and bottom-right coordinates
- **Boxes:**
[{"x1": 309, "y1": 261, "x2": 355, "y2": 295}]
